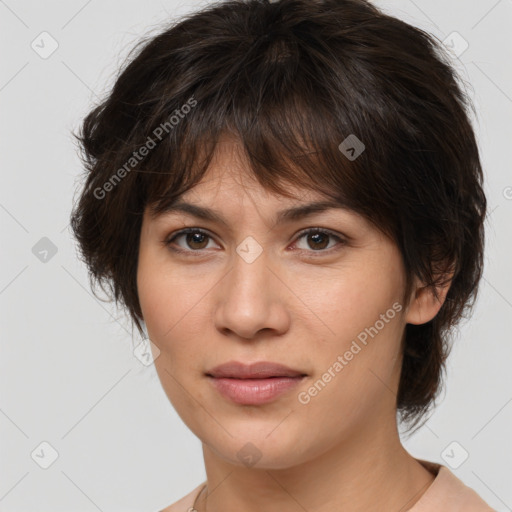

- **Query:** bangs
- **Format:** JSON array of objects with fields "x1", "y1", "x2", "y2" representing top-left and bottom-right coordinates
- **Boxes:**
[{"x1": 125, "y1": 32, "x2": 397, "y2": 238}]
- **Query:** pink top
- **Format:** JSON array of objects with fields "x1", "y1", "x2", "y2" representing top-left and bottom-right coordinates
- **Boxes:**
[
  {"x1": 161, "y1": 459, "x2": 495, "y2": 511},
  {"x1": 409, "y1": 459, "x2": 495, "y2": 511}
]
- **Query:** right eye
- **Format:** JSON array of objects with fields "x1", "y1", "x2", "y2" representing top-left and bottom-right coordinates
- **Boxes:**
[{"x1": 164, "y1": 228, "x2": 220, "y2": 255}]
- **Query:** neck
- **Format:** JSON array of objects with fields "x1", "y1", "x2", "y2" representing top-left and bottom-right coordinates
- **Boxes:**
[{"x1": 195, "y1": 417, "x2": 435, "y2": 512}]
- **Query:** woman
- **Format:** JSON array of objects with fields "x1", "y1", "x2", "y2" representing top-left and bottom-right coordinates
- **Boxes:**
[{"x1": 70, "y1": 0, "x2": 493, "y2": 510}]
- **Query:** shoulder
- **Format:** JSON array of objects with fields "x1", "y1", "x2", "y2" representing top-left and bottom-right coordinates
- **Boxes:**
[
  {"x1": 412, "y1": 459, "x2": 496, "y2": 512},
  {"x1": 158, "y1": 482, "x2": 206, "y2": 512}
]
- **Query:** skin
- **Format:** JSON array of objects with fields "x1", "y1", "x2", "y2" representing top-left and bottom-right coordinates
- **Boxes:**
[{"x1": 137, "y1": 135, "x2": 452, "y2": 512}]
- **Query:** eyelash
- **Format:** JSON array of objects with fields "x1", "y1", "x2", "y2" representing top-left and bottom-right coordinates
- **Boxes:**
[{"x1": 163, "y1": 227, "x2": 346, "y2": 257}]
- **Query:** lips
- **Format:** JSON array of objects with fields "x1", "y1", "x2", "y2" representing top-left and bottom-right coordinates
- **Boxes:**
[
  {"x1": 206, "y1": 360, "x2": 307, "y2": 379},
  {"x1": 206, "y1": 361, "x2": 307, "y2": 405}
]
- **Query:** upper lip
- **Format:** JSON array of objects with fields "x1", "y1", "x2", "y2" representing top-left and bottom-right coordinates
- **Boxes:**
[{"x1": 206, "y1": 361, "x2": 307, "y2": 379}]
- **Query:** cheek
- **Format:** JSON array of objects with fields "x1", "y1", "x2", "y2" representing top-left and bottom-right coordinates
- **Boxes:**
[
  {"x1": 136, "y1": 248, "x2": 214, "y2": 426},
  {"x1": 294, "y1": 252, "x2": 405, "y2": 345},
  {"x1": 136, "y1": 248, "x2": 216, "y2": 364},
  {"x1": 293, "y1": 309, "x2": 404, "y2": 446},
  {"x1": 293, "y1": 249, "x2": 406, "y2": 414},
  {"x1": 138, "y1": 244, "x2": 192, "y2": 332}
]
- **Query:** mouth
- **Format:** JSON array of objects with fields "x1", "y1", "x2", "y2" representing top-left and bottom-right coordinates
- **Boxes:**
[{"x1": 205, "y1": 361, "x2": 307, "y2": 405}]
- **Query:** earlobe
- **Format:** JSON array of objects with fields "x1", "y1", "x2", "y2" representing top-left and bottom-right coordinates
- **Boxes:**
[{"x1": 405, "y1": 275, "x2": 453, "y2": 325}]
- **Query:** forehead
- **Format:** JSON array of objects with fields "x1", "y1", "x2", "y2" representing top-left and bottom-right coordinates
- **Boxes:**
[
  {"x1": 178, "y1": 136, "x2": 326, "y2": 205},
  {"x1": 148, "y1": 167, "x2": 360, "y2": 230},
  {"x1": 146, "y1": 132, "x2": 367, "y2": 229}
]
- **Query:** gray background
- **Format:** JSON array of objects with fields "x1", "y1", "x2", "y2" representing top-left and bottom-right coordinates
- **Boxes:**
[{"x1": 1, "y1": 0, "x2": 511, "y2": 510}]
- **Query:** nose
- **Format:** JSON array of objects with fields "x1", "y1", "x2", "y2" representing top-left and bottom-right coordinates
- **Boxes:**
[{"x1": 213, "y1": 248, "x2": 291, "y2": 340}]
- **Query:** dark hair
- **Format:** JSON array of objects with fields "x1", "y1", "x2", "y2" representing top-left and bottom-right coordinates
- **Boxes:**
[{"x1": 70, "y1": 0, "x2": 486, "y2": 431}]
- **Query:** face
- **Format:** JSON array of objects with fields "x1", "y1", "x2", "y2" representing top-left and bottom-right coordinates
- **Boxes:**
[{"x1": 137, "y1": 137, "x2": 415, "y2": 470}]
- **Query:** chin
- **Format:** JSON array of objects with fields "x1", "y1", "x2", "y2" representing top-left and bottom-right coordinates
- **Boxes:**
[{"x1": 200, "y1": 420, "x2": 315, "y2": 470}]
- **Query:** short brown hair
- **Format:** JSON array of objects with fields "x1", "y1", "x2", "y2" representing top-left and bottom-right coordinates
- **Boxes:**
[{"x1": 70, "y1": 0, "x2": 486, "y2": 431}]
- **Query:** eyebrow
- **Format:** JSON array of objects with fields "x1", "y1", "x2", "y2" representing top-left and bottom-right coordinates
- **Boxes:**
[{"x1": 154, "y1": 199, "x2": 351, "y2": 226}]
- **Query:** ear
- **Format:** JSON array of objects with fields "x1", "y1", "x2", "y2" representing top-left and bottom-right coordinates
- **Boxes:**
[{"x1": 405, "y1": 272, "x2": 454, "y2": 325}]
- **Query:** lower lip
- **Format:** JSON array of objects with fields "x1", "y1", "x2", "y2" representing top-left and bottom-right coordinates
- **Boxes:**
[{"x1": 207, "y1": 376, "x2": 305, "y2": 405}]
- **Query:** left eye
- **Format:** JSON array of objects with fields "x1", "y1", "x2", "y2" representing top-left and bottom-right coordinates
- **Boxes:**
[
  {"x1": 164, "y1": 228, "x2": 345, "y2": 255},
  {"x1": 293, "y1": 228, "x2": 345, "y2": 252}
]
